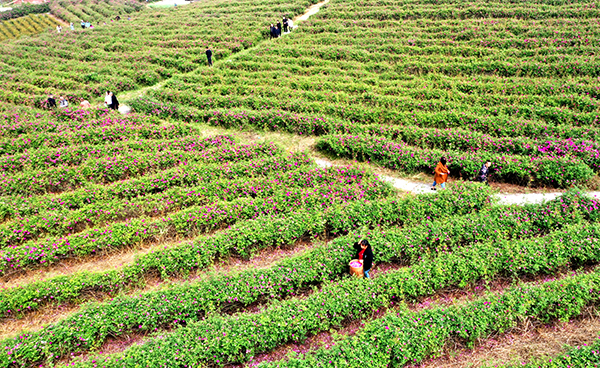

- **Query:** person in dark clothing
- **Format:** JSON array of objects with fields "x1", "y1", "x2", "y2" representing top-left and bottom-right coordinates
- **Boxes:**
[
  {"x1": 269, "y1": 24, "x2": 276, "y2": 39},
  {"x1": 81, "y1": 20, "x2": 85, "y2": 29},
  {"x1": 283, "y1": 17, "x2": 288, "y2": 33},
  {"x1": 477, "y1": 161, "x2": 492, "y2": 184},
  {"x1": 276, "y1": 22, "x2": 282, "y2": 37},
  {"x1": 353, "y1": 239, "x2": 373, "y2": 279},
  {"x1": 205, "y1": 47, "x2": 213, "y2": 66},
  {"x1": 46, "y1": 94, "x2": 57, "y2": 109},
  {"x1": 110, "y1": 92, "x2": 119, "y2": 111}
]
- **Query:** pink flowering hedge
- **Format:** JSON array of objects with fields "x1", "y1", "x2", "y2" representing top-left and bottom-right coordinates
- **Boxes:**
[
  {"x1": 317, "y1": 134, "x2": 594, "y2": 188},
  {"x1": 2, "y1": 189, "x2": 598, "y2": 366},
  {"x1": 46, "y1": 220, "x2": 600, "y2": 368}
]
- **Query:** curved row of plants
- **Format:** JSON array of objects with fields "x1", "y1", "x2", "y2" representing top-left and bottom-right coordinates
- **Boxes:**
[
  {"x1": 0, "y1": 172, "x2": 388, "y2": 276},
  {"x1": 60, "y1": 219, "x2": 600, "y2": 368},
  {"x1": 316, "y1": 134, "x2": 594, "y2": 187},
  {"x1": 3, "y1": 188, "x2": 596, "y2": 366},
  {"x1": 0, "y1": 165, "x2": 371, "y2": 247},
  {"x1": 0, "y1": 182, "x2": 492, "y2": 319}
]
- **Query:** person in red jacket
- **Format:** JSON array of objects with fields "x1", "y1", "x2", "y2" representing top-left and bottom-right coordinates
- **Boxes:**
[{"x1": 431, "y1": 157, "x2": 450, "y2": 191}]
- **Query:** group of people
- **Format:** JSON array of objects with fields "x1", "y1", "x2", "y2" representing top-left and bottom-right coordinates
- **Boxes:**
[
  {"x1": 45, "y1": 92, "x2": 116, "y2": 110},
  {"x1": 45, "y1": 94, "x2": 71, "y2": 108},
  {"x1": 432, "y1": 157, "x2": 492, "y2": 190},
  {"x1": 58, "y1": 17, "x2": 130, "y2": 33},
  {"x1": 269, "y1": 16, "x2": 294, "y2": 38}
]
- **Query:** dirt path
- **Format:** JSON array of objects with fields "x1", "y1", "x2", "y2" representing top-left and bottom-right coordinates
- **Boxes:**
[
  {"x1": 118, "y1": 0, "x2": 329, "y2": 110},
  {"x1": 314, "y1": 157, "x2": 600, "y2": 205},
  {"x1": 294, "y1": 0, "x2": 329, "y2": 22}
]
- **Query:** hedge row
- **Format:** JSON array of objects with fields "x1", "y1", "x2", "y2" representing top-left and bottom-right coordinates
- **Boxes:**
[
  {"x1": 0, "y1": 183, "x2": 493, "y2": 319},
  {"x1": 316, "y1": 134, "x2": 594, "y2": 187},
  {"x1": 0, "y1": 141, "x2": 283, "y2": 196},
  {"x1": 0, "y1": 134, "x2": 235, "y2": 173},
  {"x1": 0, "y1": 152, "x2": 313, "y2": 220},
  {"x1": 258, "y1": 261, "x2": 600, "y2": 368},
  {"x1": 0, "y1": 121, "x2": 195, "y2": 155},
  {"x1": 0, "y1": 173, "x2": 389, "y2": 276},
  {"x1": 0, "y1": 184, "x2": 495, "y2": 366},
  {"x1": 0, "y1": 166, "x2": 373, "y2": 247},
  {"x1": 65, "y1": 221, "x2": 600, "y2": 368}
]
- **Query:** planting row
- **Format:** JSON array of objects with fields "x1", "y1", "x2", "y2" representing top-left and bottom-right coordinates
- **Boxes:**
[
  {"x1": 0, "y1": 170, "x2": 389, "y2": 275},
  {"x1": 0, "y1": 140, "x2": 284, "y2": 196},
  {"x1": 0, "y1": 165, "x2": 372, "y2": 246},
  {"x1": 316, "y1": 134, "x2": 594, "y2": 187},
  {"x1": 0, "y1": 182, "x2": 494, "y2": 318},
  {"x1": 0, "y1": 119, "x2": 195, "y2": 155},
  {"x1": 3, "y1": 188, "x2": 597, "y2": 366},
  {"x1": 56, "y1": 219, "x2": 600, "y2": 368},
  {"x1": 0, "y1": 134, "x2": 235, "y2": 173},
  {"x1": 0, "y1": 152, "x2": 313, "y2": 220},
  {"x1": 257, "y1": 266, "x2": 600, "y2": 368}
]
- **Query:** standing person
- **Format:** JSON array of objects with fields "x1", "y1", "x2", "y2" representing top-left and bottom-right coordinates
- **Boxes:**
[
  {"x1": 287, "y1": 18, "x2": 294, "y2": 31},
  {"x1": 56, "y1": 25, "x2": 62, "y2": 33},
  {"x1": 269, "y1": 24, "x2": 276, "y2": 39},
  {"x1": 70, "y1": 22, "x2": 74, "y2": 31},
  {"x1": 59, "y1": 96, "x2": 69, "y2": 108},
  {"x1": 110, "y1": 92, "x2": 119, "y2": 111},
  {"x1": 46, "y1": 94, "x2": 57, "y2": 109},
  {"x1": 283, "y1": 17, "x2": 288, "y2": 33},
  {"x1": 205, "y1": 47, "x2": 213, "y2": 67},
  {"x1": 353, "y1": 239, "x2": 373, "y2": 279},
  {"x1": 104, "y1": 91, "x2": 112, "y2": 109},
  {"x1": 431, "y1": 156, "x2": 450, "y2": 190},
  {"x1": 477, "y1": 161, "x2": 492, "y2": 185},
  {"x1": 81, "y1": 20, "x2": 85, "y2": 29},
  {"x1": 276, "y1": 21, "x2": 282, "y2": 37}
]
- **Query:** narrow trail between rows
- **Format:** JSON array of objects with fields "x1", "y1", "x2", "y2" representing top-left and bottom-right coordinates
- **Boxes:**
[
  {"x1": 314, "y1": 157, "x2": 600, "y2": 205},
  {"x1": 117, "y1": 0, "x2": 330, "y2": 111}
]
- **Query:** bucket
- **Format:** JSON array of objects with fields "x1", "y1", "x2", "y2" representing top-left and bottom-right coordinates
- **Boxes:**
[{"x1": 349, "y1": 259, "x2": 363, "y2": 278}]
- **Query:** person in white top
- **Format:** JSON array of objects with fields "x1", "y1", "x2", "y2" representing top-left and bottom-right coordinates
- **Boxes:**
[
  {"x1": 287, "y1": 18, "x2": 294, "y2": 31},
  {"x1": 104, "y1": 91, "x2": 113, "y2": 109},
  {"x1": 56, "y1": 25, "x2": 62, "y2": 33},
  {"x1": 59, "y1": 96, "x2": 69, "y2": 108}
]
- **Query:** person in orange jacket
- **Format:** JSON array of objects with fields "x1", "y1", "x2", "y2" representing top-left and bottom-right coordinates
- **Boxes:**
[{"x1": 431, "y1": 157, "x2": 450, "y2": 190}]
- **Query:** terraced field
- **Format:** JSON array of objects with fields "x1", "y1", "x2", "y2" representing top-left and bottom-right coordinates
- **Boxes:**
[
  {"x1": 0, "y1": 13, "x2": 59, "y2": 41},
  {"x1": 1, "y1": 0, "x2": 600, "y2": 366}
]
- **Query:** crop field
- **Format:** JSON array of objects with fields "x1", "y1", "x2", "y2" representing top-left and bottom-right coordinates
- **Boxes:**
[
  {"x1": 0, "y1": 14, "x2": 59, "y2": 41},
  {"x1": 1, "y1": 0, "x2": 600, "y2": 366}
]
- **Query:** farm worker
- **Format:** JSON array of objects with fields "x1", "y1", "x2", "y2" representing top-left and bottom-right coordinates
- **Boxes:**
[
  {"x1": 46, "y1": 94, "x2": 57, "y2": 109},
  {"x1": 85, "y1": 22, "x2": 91, "y2": 28},
  {"x1": 206, "y1": 47, "x2": 213, "y2": 67},
  {"x1": 431, "y1": 156, "x2": 450, "y2": 190},
  {"x1": 110, "y1": 92, "x2": 119, "y2": 110},
  {"x1": 56, "y1": 25, "x2": 62, "y2": 33},
  {"x1": 79, "y1": 98, "x2": 92, "y2": 108},
  {"x1": 59, "y1": 96, "x2": 68, "y2": 108},
  {"x1": 283, "y1": 17, "x2": 288, "y2": 33},
  {"x1": 477, "y1": 161, "x2": 492, "y2": 185},
  {"x1": 353, "y1": 239, "x2": 373, "y2": 278},
  {"x1": 70, "y1": 22, "x2": 74, "y2": 30},
  {"x1": 287, "y1": 18, "x2": 294, "y2": 31},
  {"x1": 104, "y1": 91, "x2": 113, "y2": 109},
  {"x1": 81, "y1": 20, "x2": 85, "y2": 29}
]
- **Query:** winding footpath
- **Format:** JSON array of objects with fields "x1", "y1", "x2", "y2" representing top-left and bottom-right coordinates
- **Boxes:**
[
  {"x1": 118, "y1": 0, "x2": 330, "y2": 112},
  {"x1": 314, "y1": 158, "x2": 600, "y2": 205}
]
